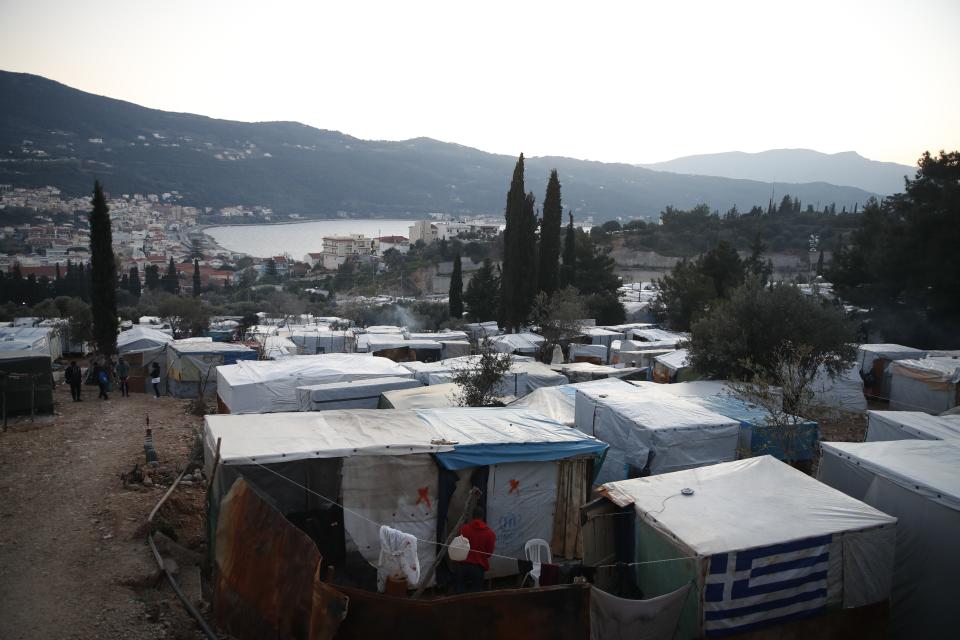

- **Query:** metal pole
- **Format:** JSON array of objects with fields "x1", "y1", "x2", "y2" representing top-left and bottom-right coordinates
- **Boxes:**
[{"x1": 412, "y1": 486, "x2": 481, "y2": 599}]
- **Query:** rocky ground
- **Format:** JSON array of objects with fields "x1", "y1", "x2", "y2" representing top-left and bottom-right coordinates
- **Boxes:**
[{"x1": 0, "y1": 380, "x2": 210, "y2": 639}]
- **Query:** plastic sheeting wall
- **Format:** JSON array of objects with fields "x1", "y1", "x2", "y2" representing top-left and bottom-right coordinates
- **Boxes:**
[
  {"x1": 818, "y1": 449, "x2": 956, "y2": 638},
  {"x1": 485, "y1": 461, "x2": 558, "y2": 578},
  {"x1": 341, "y1": 454, "x2": 438, "y2": 589}
]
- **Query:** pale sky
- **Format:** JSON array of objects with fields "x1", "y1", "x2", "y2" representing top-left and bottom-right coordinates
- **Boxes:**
[{"x1": 1, "y1": 0, "x2": 958, "y2": 166}]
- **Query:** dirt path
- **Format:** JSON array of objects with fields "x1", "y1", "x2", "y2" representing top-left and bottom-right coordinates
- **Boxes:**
[{"x1": 0, "y1": 381, "x2": 208, "y2": 639}]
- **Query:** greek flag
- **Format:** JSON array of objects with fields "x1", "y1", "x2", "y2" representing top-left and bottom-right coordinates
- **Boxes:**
[{"x1": 703, "y1": 534, "x2": 831, "y2": 637}]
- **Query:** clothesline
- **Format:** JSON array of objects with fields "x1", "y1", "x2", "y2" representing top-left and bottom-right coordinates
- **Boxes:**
[{"x1": 243, "y1": 457, "x2": 701, "y2": 569}]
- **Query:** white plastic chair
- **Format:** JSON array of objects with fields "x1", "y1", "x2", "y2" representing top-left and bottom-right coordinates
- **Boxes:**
[{"x1": 521, "y1": 538, "x2": 552, "y2": 587}]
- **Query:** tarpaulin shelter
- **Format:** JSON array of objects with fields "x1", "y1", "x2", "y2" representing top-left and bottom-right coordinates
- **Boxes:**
[
  {"x1": 406, "y1": 331, "x2": 469, "y2": 342},
  {"x1": 203, "y1": 408, "x2": 607, "y2": 584},
  {"x1": 888, "y1": 357, "x2": 960, "y2": 414},
  {"x1": 865, "y1": 410, "x2": 960, "y2": 442},
  {"x1": 378, "y1": 382, "x2": 462, "y2": 409},
  {"x1": 569, "y1": 343, "x2": 609, "y2": 365},
  {"x1": 508, "y1": 378, "x2": 635, "y2": 426},
  {"x1": 653, "y1": 349, "x2": 691, "y2": 383},
  {"x1": 166, "y1": 339, "x2": 257, "y2": 399},
  {"x1": 553, "y1": 362, "x2": 645, "y2": 383},
  {"x1": 857, "y1": 344, "x2": 926, "y2": 400},
  {"x1": 818, "y1": 440, "x2": 960, "y2": 638},
  {"x1": 289, "y1": 329, "x2": 352, "y2": 355},
  {"x1": 464, "y1": 321, "x2": 500, "y2": 338},
  {"x1": 439, "y1": 340, "x2": 470, "y2": 359},
  {"x1": 0, "y1": 326, "x2": 62, "y2": 359},
  {"x1": 810, "y1": 364, "x2": 867, "y2": 414},
  {"x1": 0, "y1": 352, "x2": 54, "y2": 417},
  {"x1": 488, "y1": 332, "x2": 545, "y2": 356},
  {"x1": 217, "y1": 353, "x2": 414, "y2": 414},
  {"x1": 577, "y1": 327, "x2": 624, "y2": 349},
  {"x1": 261, "y1": 335, "x2": 298, "y2": 360},
  {"x1": 574, "y1": 386, "x2": 740, "y2": 484},
  {"x1": 297, "y1": 376, "x2": 423, "y2": 411},
  {"x1": 401, "y1": 355, "x2": 544, "y2": 398},
  {"x1": 590, "y1": 457, "x2": 896, "y2": 639},
  {"x1": 117, "y1": 326, "x2": 173, "y2": 393}
]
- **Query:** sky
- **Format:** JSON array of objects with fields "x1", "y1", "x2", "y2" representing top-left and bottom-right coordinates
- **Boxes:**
[{"x1": 1, "y1": 0, "x2": 958, "y2": 167}]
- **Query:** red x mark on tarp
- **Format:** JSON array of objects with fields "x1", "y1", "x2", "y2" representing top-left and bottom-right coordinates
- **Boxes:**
[
  {"x1": 416, "y1": 487, "x2": 432, "y2": 509},
  {"x1": 508, "y1": 479, "x2": 520, "y2": 495}
]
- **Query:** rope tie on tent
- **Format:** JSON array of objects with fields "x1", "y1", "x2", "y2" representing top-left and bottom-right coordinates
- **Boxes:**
[{"x1": 242, "y1": 457, "x2": 700, "y2": 568}]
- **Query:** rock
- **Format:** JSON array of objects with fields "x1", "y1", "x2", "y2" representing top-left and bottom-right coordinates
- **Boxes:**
[{"x1": 143, "y1": 477, "x2": 153, "y2": 487}]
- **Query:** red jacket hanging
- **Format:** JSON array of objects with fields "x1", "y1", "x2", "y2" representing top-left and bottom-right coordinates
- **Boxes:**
[{"x1": 459, "y1": 519, "x2": 496, "y2": 571}]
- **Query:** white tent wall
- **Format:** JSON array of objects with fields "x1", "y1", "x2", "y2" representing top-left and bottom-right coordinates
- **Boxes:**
[
  {"x1": 440, "y1": 341, "x2": 471, "y2": 359},
  {"x1": 297, "y1": 377, "x2": 423, "y2": 411},
  {"x1": 341, "y1": 454, "x2": 438, "y2": 588},
  {"x1": 818, "y1": 442, "x2": 960, "y2": 638},
  {"x1": 569, "y1": 343, "x2": 609, "y2": 364},
  {"x1": 484, "y1": 461, "x2": 559, "y2": 578},
  {"x1": 888, "y1": 359, "x2": 960, "y2": 414},
  {"x1": 810, "y1": 364, "x2": 867, "y2": 414}
]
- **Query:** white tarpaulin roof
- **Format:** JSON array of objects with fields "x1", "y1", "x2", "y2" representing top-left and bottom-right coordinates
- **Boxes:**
[
  {"x1": 407, "y1": 331, "x2": 469, "y2": 341},
  {"x1": 489, "y1": 332, "x2": 544, "y2": 353},
  {"x1": 379, "y1": 382, "x2": 462, "y2": 409},
  {"x1": 297, "y1": 376, "x2": 422, "y2": 410},
  {"x1": 821, "y1": 440, "x2": 960, "y2": 510},
  {"x1": 117, "y1": 326, "x2": 173, "y2": 352},
  {"x1": 575, "y1": 386, "x2": 740, "y2": 479},
  {"x1": 602, "y1": 456, "x2": 896, "y2": 556},
  {"x1": 857, "y1": 343, "x2": 926, "y2": 373},
  {"x1": 866, "y1": 410, "x2": 960, "y2": 442},
  {"x1": 509, "y1": 378, "x2": 635, "y2": 425},
  {"x1": 217, "y1": 353, "x2": 413, "y2": 414},
  {"x1": 889, "y1": 358, "x2": 960, "y2": 414},
  {"x1": 654, "y1": 349, "x2": 688, "y2": 371}
]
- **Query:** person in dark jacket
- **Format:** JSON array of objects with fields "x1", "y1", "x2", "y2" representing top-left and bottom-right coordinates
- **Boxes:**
[
  {"x1": 116, "y1": 356, "x2": 130, "y2": 397},
  {"x1": 453, "y1": 506, "x2": 496, "y2": 594},
  {"x1": 93, "y1": 360, "x2": 109, "y2": 400},
  {"x1": 65, "y1": 361, "x2": 82, "y2": 401},
  {"x1": 149, "y1": 361, "x2": 161, "y2": 398}
]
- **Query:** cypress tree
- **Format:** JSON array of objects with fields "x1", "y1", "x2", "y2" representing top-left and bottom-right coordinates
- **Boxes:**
[
  {"x1": 129, "y1": 265, "x2": 141, "y2": 297},
  {"x1": 449, "y1": 252, "x2": 463, "y2": 318},
  {"x1": 500, "y1": 154, "x2": 527, "y2": 329},
  {"x1": 120, "y1": 272, "x2": 129, "y2": 291},
  {"x1": 538, "y1": 170, "x2": 562, "y2": 295},
  {"x1": 82, "y1": 262, "x2": 92, "y2": 302},
  {"x1": 560, "y1": 211, "x2": 576, "y2": 288},
  {"x1": 88, "y1": 181, "x2": 118, "y2": 355},
  {"x1": 517, "y1": 192, "x2": 539, "y2": 320},
  {"x1": 55, "y1": 262, "x2": 61, "y2": 282},
  {"x1": 163, "y1": 257, "x2": 180, "y2": 294},
  {"x1": 144, "y1": 264, "x2": 160, "y2": 291},
  {"x1": 192, "y1": 258, "x2": 202, "y2": 297}
]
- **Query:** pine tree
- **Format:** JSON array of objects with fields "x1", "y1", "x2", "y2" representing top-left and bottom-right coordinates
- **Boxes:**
[
  {"x1": 128, "y1": 265, "x2": 141, "y2": 297},
  {"x1": 560, "y1": 211, "x2": 576, "y2": 288},
  {"x1": 88, "y1": 181, "x2": 118, "y2": 355},
  {"x1": 449, "y1": 252, "x2": 463, "y2": 318},
  {"x1": 192, "y1": 258, "x2": 202, "y2": 297},
  {"x1": 499, "y1": 154, "x2": 527, "y2": 328},
  {"x1": 538, "y1": 170, "x2": 563, "y2": 295}
]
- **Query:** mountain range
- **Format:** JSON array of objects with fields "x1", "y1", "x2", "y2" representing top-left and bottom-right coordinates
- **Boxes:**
[
  {"x1": 641, "y1": 149, "x2": 915, "y2": 196},
  {"x1": 1, "y1": 71, "x2": 888, "y2": 221}
]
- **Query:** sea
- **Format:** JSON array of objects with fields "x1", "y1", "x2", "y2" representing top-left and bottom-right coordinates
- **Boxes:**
[{"x1": 204, "y1": 219, "x2": 423, "y2": 258}]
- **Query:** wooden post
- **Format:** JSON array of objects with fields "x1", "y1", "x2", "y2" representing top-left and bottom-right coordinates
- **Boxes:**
[
  {"x1": 30, "y1": 375, "x2": 36, "y2": 418},
  {"x1": 412, "y1": 486, "x2": 481, "y2": 599}
]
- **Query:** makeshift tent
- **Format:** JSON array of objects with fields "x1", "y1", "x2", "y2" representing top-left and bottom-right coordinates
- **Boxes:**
[
  {"x1": 509, "y1": 378, "x2": 635, "y2": 426},
  {"x1": 0, "y1": 326, "x2": 62, "y2": 359},
  {"x1": 865, "y1": 410, "x2": 960, "y2": 442},
  {"x1": 207, "y1": 320, "x2": 240, "y2": 341},
  {"x1": 117, "y1": 326, "x2": 174, "y2": 393},
  {"x1": 630, "y1": 328, "x2": 686, "y2": 346},
  {"x1": 297, "y1": 376, "x2": 423, "y2": 411},
  {"x1": 464, "y1": 321, "x2": 500, "y2": 338},
  {"x1": 217, "y1": 353, "x2": 414, "y2": 414},
  {"x1": 506, "y1": 361, "x2": 568, "y2": 391},
  {"x1": 204, "y1": 408, "x2": 607, "y2": 582},
  {"x1": 0, "y1": 352, "x2": 53, "y2": 416},
  {"x1": 652, "y1": 349, "x2": 691, "y2": 383},
  {"x1": 592, "y1": 457, "x2": 896, "y2": 639},
  {"x1": 262, "y1": 335, "x2": 298, "y2": 360},
  {"x1": 554, "y1": 362, "x2": 645, "y2": 383},
  {"x1": 818, "y1": 441, "x2": 960, "y2": 638},
  {"x1": 407, "y1": 331, "x2": 469, "y2": 342},
  {"x1": 289, "y1": 329, "x2": 352, "y2": 355},
  {"x1": 378, "y1": 382, "x2": 462, "y2": 409},
  {"x1": 574, "y1": 386, "x2": 740, "y2": 483},
  {"x1": 569, "y1": 343, "x2": 609, "y2": 364},
  {"x1": 578, "y1": 327, "x2": 624, "y2": 349},
  {"x1": 439, "y1": 340, "x2": 470, "y2": 359},
  {"x1": 810, "y1": 364, "x2": 867, "y2": 414},
  {"x1": 857, "y1": 344, "x2": 926, "y2": 400},
  {"x1": 888, "y1": 358, "x2": 960, "y2": 414},
  {"x1": 488, "y1": 332, "x2": 544, "y2": 355},
  {"x1": 401, "y1": 355, "x2": 539, "y2": 398},
  {"x1": 166, "y1": 339, "x2": 257, "y2": 399}
]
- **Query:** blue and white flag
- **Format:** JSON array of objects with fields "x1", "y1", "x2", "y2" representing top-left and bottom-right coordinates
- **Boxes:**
[{"x1": 703, "y1": 534, "x2": 831, "y2": 637}]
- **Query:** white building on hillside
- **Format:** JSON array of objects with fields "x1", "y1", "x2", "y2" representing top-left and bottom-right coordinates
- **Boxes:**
[{"x1": 322, "y1": 234, "x2": 372, "y2": 269}]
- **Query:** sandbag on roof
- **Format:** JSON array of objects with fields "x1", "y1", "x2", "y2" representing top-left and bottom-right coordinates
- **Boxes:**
[{"x1": 217, "y1": 353, "x2": 414, "y2": 414}]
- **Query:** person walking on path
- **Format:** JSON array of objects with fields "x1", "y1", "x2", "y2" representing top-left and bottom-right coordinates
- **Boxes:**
[
  {"x1": 116, "y1": 356, "x2": 130, "y2": 397},
  {"x1": 453, "y1": 506, "x2": 496, "y2": 594},
  {"x1": 94, "y1": 360, "x2": 109, "y2": 400},
  {"x1": 149, "y1": 361, "x2": 161, "y2": 398},
  {"x1": 64, "y1": 361, "x2": 83, "y2": 402}
]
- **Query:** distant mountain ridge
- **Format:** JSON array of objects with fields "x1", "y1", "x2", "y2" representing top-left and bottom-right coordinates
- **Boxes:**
[
  {"x1": 0, "y1": 71, "x2": 878, "y2": 220},
  {"x1": 641, "y1": 149, "x2": 915, "y2": 195}
]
